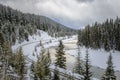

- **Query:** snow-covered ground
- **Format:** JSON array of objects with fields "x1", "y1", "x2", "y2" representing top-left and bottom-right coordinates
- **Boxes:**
[
  {"x1": 66, "y1": 46, "x2": 120, "y2": 71},
  {"x1": 59, "y1": 35, "x2": 120, "y2": 71},
  {"x1": 12, "y1": 30, "x2": 52, "y2": 50},
  {"x1": 12, "y1": 30, "x2": 69, "y2": 61},
  {"x1": 12, "y1": 30, "x2": 120, "y2": 79}
]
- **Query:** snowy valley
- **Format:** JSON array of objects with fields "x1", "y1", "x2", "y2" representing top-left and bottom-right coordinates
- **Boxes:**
[
  {"x1": 12, "y1": 30, "x2": 120, "y2": 80},
  {"x1": 0, "y1": 2, "x2": 120, "y2": 80}
]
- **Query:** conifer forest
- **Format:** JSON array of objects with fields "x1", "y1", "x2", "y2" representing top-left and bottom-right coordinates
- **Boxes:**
[{"x1": 0, "y1": 0, "x2": 120, "y2": 80}]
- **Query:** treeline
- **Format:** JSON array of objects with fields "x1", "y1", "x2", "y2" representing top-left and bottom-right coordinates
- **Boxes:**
[
  {"x1": 78, "y1": 17, "x2": 120, "y2": 51},
  {"x1": 0, "y1": 4, "x2": 76, "y2": 45}
]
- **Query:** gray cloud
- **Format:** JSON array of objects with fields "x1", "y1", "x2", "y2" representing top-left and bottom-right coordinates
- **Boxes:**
[
  {"x1": 77, "y1": 0, "x2": 94, "y2": 3},
  {"x1": 0, "y1": 0, "x2": 40, "y2": 14},
  {"x1": 0, "y1": 0, "x2": 120, "y2": 29}
]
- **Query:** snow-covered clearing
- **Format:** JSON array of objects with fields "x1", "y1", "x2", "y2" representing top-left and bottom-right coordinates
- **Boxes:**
[
  {"x1": 62, "y1": 35, "x2": 120, "y2": 71},
  {"x1": 66, "y1": 46, "x2": 120, "y2": 71}
]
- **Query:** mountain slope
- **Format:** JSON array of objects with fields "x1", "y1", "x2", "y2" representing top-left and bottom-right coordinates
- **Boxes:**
[{"x1": 0, "y1": 4, "x2": 76, "y2": 45}]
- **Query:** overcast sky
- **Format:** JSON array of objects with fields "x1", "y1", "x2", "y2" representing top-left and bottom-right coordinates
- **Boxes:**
[{"x1": 0, "y1": 0, "x2": 120, "y2": 29}]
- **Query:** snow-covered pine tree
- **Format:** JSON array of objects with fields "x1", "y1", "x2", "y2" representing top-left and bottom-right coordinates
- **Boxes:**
[
  {"x1": 102, "y1": 52, "x2": 116, "y2": 80},
  {"x1": 84, "y1": 49, "x2": 92, "y2": 80},
  {"x1": 74, "y1": 44, "x2": 84, "y2": 75},
  {"x1": 55, "y1": 40, "x2": 66, "y2": 69}
]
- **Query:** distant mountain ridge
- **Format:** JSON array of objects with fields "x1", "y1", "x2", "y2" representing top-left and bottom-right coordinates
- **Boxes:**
[{"x1": 0, "y1": 4, "x2": 76, "y2": 45}]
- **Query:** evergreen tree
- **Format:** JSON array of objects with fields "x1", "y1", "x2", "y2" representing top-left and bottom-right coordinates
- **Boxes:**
[
  {"x1": 104, "y1": 33, "x2": 110, "y2": 51},
  {"x1": 0, "y1": 32, "x2": 6, "y2": 59},
  {"x1": 55, "y1": 40, "x2": 66, "y2": 69},
  {"x1": 66, "y1": 70, "x2": 75, "y2": 80},
  {"x1": 2, "y1": 41, "x2": 12, "y2": 59},
  {"x1": 75, "y1": 44, "x2": 84, "y2": 75},
  {"x1": 34, "y1": 45, "x2": 45, "y2": 80},
  {"x1": 102, "y1": 52, "x2": 116, "y2": 80},
  {"x1": 53, "y1": 66, "x2": 60, "y2": 80},
  {"x1": 34, "y1": 59, "x2": 45, "y2": 80},
  {"x1": 0, "y1": 34, "x2": 13, "y2": 80},
  {"x1": 33, "y1": 43, "x2": 45, "y2": 80},
  {"x1": 38, "y1": 40, "x2": 45, "y2": 59},
  {"x1": 43, "y1": 50, "x2": 51, "y2": 80},
  {"x1": 34, "y1": 44, "x2": 51, "y2": 80},
  {"x1": 14, "y1": 47, "x2": 26, "y2": 80},
  {"x1": 84, "y1": 49, "x2": 92, "y2": 80},
  {"x1": 44, "y1": 50, "x2": 51, "y2": 77},
  {"x1": 0, "y1": 32, "x2": 5, "y2": 46}
]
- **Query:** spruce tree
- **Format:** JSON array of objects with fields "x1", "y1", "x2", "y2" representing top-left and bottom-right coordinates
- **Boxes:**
[
  {"x1": 104, "y1": 34, "x2": 110, "y2": 51},
  {"x1": 0, "y1": 32, "x2": 5, "y2": 46},
  {"x1": 102, "y1": 52, "x2": 116, "y2": 80},
  {"x1": 55, "y1": 40, "x2": 66, "y2": 69},
  {"x1": 39, "y1": 40, "x2": 45, "y2": 59},
  {"x1": 0, "y1": 34, "x2": 13, "y2": 80},
  {"x1": 33, "y1": 43, "x2": 45, "y2": 80},
  {"x1": 53, "y1": 66, "x2": 60, "y2": 80},
  {"x1": 84, "y1": 49, "x2": 92, "y2": 80},
  {"x1": 44, "y1": 50, "x2": 51, "y2": 79},
  {"x1": 34, "y1": 59, "x2": 45, "y2": 80},
  {"x1": 40, "y1": 42, "x2": 51, "y2": 77},
  {"x1": 34, "y1": 43, "x2": 51, "y2": 80},
  {"x1": 1, "y1": 42, "x2": 10, "y2": 80},
  {"x1": 14, "y1": 47, "x2": 26, "y2": 80},
  {"x1": 0, "y1": 32, "x2": 5, "y2": 60},
  {"x1": 75, "y1": 45, "x2": 84, "y2": 75},
  {"x1": 36, "y1": 49, "x2": 45, "y2": 79}
]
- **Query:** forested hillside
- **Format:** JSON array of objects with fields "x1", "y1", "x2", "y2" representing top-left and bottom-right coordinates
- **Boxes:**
[
  {"x1": 0, "y1": 4, "x2": 76, "y2": 45},
  {"x1": 78, "y1": 17, "x2": 120, "y2": 51}
]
